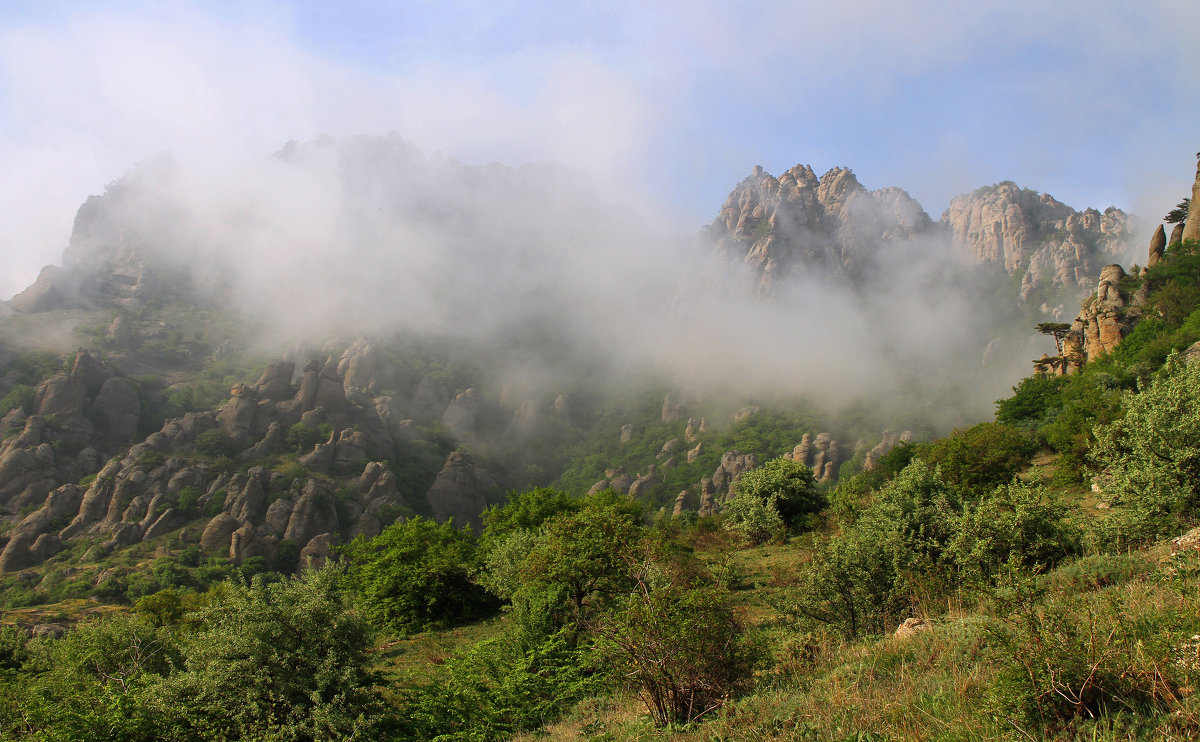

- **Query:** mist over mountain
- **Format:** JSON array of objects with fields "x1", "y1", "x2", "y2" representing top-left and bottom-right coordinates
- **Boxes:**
[{"x1": 4, "y1": 134, "x2": 1135, "y2": 429}]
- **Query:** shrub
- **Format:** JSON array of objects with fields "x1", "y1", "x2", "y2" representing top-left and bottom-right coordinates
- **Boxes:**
[
  {"x1": 157, "y1": 565, "x2": 387, "y2": 740},
  {"x1": 732, "y1": 456, "x2": 823, "y2": 526},
  {"x1": 948, "y1": 482, "x2": 1080, "y2": 586},
  {"x1": 988, "y1": 584, "x2": 1200, "y2": 732},
  {"x1": 341, "y1": 517, "x2": 496, "y2": 633},
  {"x1": 918, "y1": 422, "x2": 1036, "y2": 493},
  {"x1": 995, "y1": 374, "x2": 1067, "y2": 427},
  {"x1": 0, "y1": 384, "x2": 35, "y2": 418},
  {"x1": 194, "y1": 429, "x2": 239, "y2": 459},
  {"x1": 1091, "y1": 352, "x2": 1200, "y2": 542},
  {"x1": 722, "y1": 489, "x2": 786, "y2": 545},
  {"x1": 595, "y1": 582, "x2": 758, "y2": 725},
  {"x1": 396, "y1": 629, "x2": 599, "y2": 740}
]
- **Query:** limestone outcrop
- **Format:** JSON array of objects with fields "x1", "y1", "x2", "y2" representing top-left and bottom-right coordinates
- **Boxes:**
[
  {"x1": 704, "y1": 164, "x2": 935, "y2": 294},
  {"x1": 425, "y1": 451, "x2": 498, "y2": 532},
  {"x1": 1183, "y1": 158, "x2": 1200, "y2": 243},
  {"x1": 943, "y1": 182, "x2": 1131, "y2": 300},
  {"x1": 1054, "y1": 265, "x2": 1141, "y2": 373}
]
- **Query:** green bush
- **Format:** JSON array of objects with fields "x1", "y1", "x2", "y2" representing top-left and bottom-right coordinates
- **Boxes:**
[
  {"x1": 947, "y1": 482, "x2": 1080, "y2": 587},
  {"x1": 396, "y1": 629, "x2": 599, "y2": 741},
  {"x1": 341, "y1": 516, "x2": 497, "y2": 634},
  {"x1": 0, "y1": 384, "x2": 35, "y2": 418},
  {"x1": 157, "y1": 565, "x2": 388, "y2": 740},
  {"x1": 732, "y1": 456, "x2": 822, "y2": 526},
  {"x1": 595, "y1": 582, "x2": 758, "y2": 725},
  {"x1": 987, "y1": 585, "x2": 1199, "y2": 731},
  {"x1": 1091, "y1": 352, "x2": 1200, "y2": 541},
  {"x1": 722, "y1": 489, "x2": 786, "y2": 545},
  {"x1": 194, "y1": 429, "x2": 239, "y2": 459},
  {"x1": 918, "y1": 422, "x2": 1036, "y2": 493},
  {"x1": 995, "y1": 374, "x2": 1067, "y2": 428}
]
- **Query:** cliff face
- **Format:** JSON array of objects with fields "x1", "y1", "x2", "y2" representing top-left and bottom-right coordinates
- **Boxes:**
[
  {"x1": 703, "y1": 164, "x2": 937, "y2": 294},
  {"x1": 703, "y1": 166, "x2": 1133, "y2": 306},
  {"x1": 942, "y1": 182, "x2": 1132, "y2": 300}
]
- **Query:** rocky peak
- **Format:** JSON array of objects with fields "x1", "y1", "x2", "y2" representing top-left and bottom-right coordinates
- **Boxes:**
[
  {"x1": 1184, "y1": 157, "x2": 1200, "y2": 243},
  {"x1": 942, "y1": 182, "x2": 1132, "y2": 300},
  {"x1": 704, "y1": 163, "x2": 935, "y2": 294}
]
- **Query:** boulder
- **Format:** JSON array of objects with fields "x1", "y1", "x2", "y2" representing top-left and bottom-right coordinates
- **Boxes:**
[
  {"x1": 441, "y1": 388, "x2": 479, "y2": 439},
  {"x1": 332, "y1": 429, "x2": 369, "y2": 471},
  {"x1": 894, "y1": 617, "x2": 934, "y2": 640},
  {"x1": 90, "y1": 377, "x2": 141, "y2": 441},
  {"x1": 283, "y1": 481, "x2": 338, "y2": 547},
  {"x1": 425, "y1": 452, "x2": 497, "y2": 532},
  {"x1": 200, "y1": 512, "x2": 241, "y2": 555},
  {"x1": 1148, "y1": 224, "x2": 1166, "y2": 267},
  {"x1": 264, "y1": 498, "x2": 294, "y2": 536},
  {"x1": 628, "y1": 466, "x2": 661, "y2": 499},
  {"x1": 254, "y1": 360, "x2": 295, "y2": 402},
  {"x1": 142, "y1": 508, "x2": 187, "y2": 541},
  {"x1": 216, "y1": 383, "x2": 260, "y2": 437},
  {"x1": 298, "y1": 431, "x2": 336, "y2": 473},
  {"x1": 297, "y1": 533, "x2": 338, "y2": 573}
]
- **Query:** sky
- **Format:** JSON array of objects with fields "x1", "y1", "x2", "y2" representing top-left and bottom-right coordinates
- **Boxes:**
[{"x1": 1, "y1": 0, "x2": 1198, "y2": 300}]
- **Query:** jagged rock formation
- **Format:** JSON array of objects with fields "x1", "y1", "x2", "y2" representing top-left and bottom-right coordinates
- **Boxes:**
[
  {"x1": 1035, "y1": 230, "x2": 1162, "y2": 376},
  {"x1": 1052, "y1": 265, "x2": 1142, "y2": 373},
  {"x1": 425, "y1": 451, "x2": 499, "y2": 532},
  {"x1": 9, "y1": 155, "x2": 208, "y2": 314},
  {"x1": 710, "y1": 451, "x2": 759, "y2": 500},
  {"x1": 588, "y1": 468, "x2": 633, "y2": 496},
  {"x1": 704, "y1": 164, "x2": 935, "y2": 294},
  {"x1": 943, "y1": 182, "x2": 1131, "y2": 300},
  {"x1": 1184, "y1": 158, "x2": 1200, "y2": 243},
  {"x1": 0, "y1": 337, "x2": 523, "y2": 571},
  {"x1": 864, "y1": 430, "x2": 914, "y2": 471},
  {"x1": 783, "y1": 431, "x2": 842, "y2": 483}
]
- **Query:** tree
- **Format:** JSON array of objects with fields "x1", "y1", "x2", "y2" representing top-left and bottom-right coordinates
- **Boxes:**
[
  {"x1": 1165, "y1": 197, "x2": 1191, "y2": 226},
  {"x1": 596, "y1": 583, "x2": 756, "y2": 725},
  {"x1": 592, "y1": 546, "x2": 757, "y2": 726},
  {"x1": 918, "y1": 422, "x2": 1036, "y2": 493},
  {"x1": 193, "y1": 429, "x2": 239, "y2": 459},
  {"x1": 515, "y1": 498, "x2": 642, "y2": 628},
  {"x1": 1036, "y1": 321, "x2": 1072, "y2": 355},
  {"x1": 731, "y1": 456, "x2": 822, "y2": 526},
  {"x1": 478, "y1": 487, "x2": 583, "y2": 557},
  {"x1": 947, "y1": 481, "x2": 1080, "y2": 586},
  {"x1": 341, "y1": 516, "x2": 496, "y2": 633},
  {"x1": 158, "y1": 565, "x2": 386, "y2": 740},
  {"x1": 1092, "y1": 352, "x2": 1200, "y2": 540}
]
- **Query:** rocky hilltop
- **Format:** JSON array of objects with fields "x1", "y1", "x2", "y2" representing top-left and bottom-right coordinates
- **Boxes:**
[
  {"x1": 943, "y1": 182, "x2": 1132, "y2": 303},
  {"x1": 704, "y1": 165, "x2": 1133, "y2": 309},
  {"x1": 704, "y1": 164, "x2": 936, "y2": 294}
]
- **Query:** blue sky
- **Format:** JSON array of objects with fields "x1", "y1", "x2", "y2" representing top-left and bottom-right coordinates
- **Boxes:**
[{"x1": 1, "y1": 0, "x2": 1198, "y2": 299}]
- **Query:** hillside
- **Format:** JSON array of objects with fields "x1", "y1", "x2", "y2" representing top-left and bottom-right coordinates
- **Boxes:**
[{"x1": 1, "y1": 145, "x2": 1197, "y2": 741}]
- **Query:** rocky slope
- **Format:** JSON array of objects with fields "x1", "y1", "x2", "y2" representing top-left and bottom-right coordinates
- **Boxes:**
[
  {"x1": 1033, "y1": 159, "x2": 1200, "y2": 375},
  {"x1": 0, "y1": 138, "x2": 1161, "y2": 578},
  {"x1": 0, "y1": 342, "x2": 507, "y2": 573}
]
